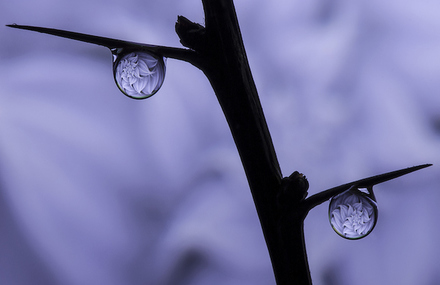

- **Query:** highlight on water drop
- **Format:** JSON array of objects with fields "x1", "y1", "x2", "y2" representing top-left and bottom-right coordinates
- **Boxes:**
[
  {"x1": 328, "y1": 186, "x2": 378, "y2": 240},
  {"x1": 113, "y1": 51, "x2": 166, "y2": 99}
]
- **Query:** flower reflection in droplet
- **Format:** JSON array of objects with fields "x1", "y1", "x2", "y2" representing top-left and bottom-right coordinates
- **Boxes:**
[
  {"x1": 113, "y1": 51, "x2": 166, "y2": 99},
  {"x1": 329, "y1": 187, "x2": 378, "y2": 239}
]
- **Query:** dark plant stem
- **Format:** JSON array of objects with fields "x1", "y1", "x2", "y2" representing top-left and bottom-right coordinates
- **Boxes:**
[
  {"x1": 277, "y1": 218, "x2": 311, "y2": 284},
  {"x1": 176, "y1": 1, "x2": 314, "y2": 283}
]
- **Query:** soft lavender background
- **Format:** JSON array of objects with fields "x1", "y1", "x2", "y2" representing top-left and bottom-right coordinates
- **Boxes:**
[{"x1": 1, "y1": 0, "x2": 439, "y2": 284}]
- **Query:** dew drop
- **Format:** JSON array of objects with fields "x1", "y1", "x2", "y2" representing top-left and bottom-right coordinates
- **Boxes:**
[
  {"x1": 329, "y1": 186, "x2": 378, "y2": 240},
  {"x1": 113, "y1": 51, "x2": 166, "y2": 99}
]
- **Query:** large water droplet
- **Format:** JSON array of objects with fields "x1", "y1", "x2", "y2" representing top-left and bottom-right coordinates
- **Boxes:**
[
  {"x1": 113, "y1": 51, "x2": 166, "y2": 99},
  {"x1": 329, "y1": 187, "x2": 378, "y2": 239}
]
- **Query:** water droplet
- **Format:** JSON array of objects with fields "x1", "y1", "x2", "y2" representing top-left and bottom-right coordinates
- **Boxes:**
[
  {"x1": 113, "y1": 51, "x2": 166, "y2": 99},
  {"x1": 329, "y1": 186, "x2": 378, "y2": 239}
]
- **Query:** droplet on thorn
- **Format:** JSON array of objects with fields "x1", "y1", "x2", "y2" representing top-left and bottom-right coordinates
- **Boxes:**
[
  {"x1": 329, "y1": 186, "x2": 378, "y2": 240},
  {"x1": 113, "y1": 51, "x2": 166, "y2": 99}
]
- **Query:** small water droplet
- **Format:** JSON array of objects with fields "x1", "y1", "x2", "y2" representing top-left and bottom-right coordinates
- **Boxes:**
[
  {"x1": 113, "y1": 51, "x2": 166, "y2": 99},
  {"x1": 329, "y1": 187, "x2": 378, "y2": 240}
]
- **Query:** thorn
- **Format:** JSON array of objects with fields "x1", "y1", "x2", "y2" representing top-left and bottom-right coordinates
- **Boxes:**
[{"x1": 303, "y1": 163, "x2": 433, "y2": 212}]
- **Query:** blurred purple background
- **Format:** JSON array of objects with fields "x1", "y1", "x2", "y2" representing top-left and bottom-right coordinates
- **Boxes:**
[{"x1": 1, "y1": 0, "x2": 439, "y2": 284}]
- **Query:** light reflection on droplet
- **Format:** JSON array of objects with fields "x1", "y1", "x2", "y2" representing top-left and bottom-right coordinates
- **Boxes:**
[
  {"x1": 113, "y1": 51, "x2": 166, "y2": 99},
  {"x1": 329, "y1": 187, "x2": 378, "y2": 240}
]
